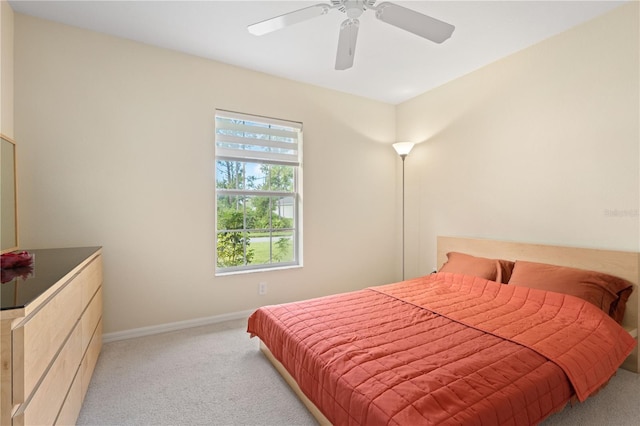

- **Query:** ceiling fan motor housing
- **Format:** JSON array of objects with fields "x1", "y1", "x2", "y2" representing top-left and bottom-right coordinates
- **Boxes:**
[{"x1": 334, "y1": 0, "x2": 377, "y2": 18}]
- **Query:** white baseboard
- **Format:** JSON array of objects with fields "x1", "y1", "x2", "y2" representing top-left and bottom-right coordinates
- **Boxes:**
[{"x1": 102, "y1": 309, "x2": 255, "y2": 343}]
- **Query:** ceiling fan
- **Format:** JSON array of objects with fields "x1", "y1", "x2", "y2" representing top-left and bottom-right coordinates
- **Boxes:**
[{"x1": 247, "y1": 0, "x2": 455, "y2": 70}]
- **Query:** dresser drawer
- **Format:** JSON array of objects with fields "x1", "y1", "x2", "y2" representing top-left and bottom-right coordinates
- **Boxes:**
[
  {"x1": 81, "y1": 286, "x2": 102, "y2": 355},
  {"x1": 80, "y1": 256, "x2": 103, "y2": 309},
  {"x1": 13, "y1": 323, "x2": 82, "y2": 426},
  {"x1": 81, "y1": 318, "x2": 103, "y2": 400},
  {"x1": 12, "y1": 276, "x2": 82, "y2": 403},
  {"x1": 55, "y1": 367, "x2": 82, "y2": 426}
]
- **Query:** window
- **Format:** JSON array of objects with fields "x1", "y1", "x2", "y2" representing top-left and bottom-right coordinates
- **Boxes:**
[{"x1": 215, "y1": 110, "x2": 302, "y2": 274}]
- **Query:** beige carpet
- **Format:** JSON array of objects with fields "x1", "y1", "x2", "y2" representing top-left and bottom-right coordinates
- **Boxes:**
[
  {"x1": 77, "y1": 319, "x2": 317, "y2": 425},
  {"x1": 78, "y1": 319, "x2": 639, "y2": 425}
]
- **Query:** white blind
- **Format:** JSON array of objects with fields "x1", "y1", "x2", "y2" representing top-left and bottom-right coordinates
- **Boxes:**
[{"x1": 215, "y1": 110, "x2": 301, "y2": 165}]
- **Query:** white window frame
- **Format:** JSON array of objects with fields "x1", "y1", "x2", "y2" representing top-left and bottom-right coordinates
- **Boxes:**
[{"x1": 214, "y1": 110, "x2": 302, "y2": 274}]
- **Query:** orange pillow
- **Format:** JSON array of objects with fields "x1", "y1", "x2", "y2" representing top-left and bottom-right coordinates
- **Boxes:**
[
  {"x1": 508, "y1": 261, "x2": 633, "y2": 323},
  {"x1": 439, "y1": 252, "x2": 515, "y2": 283}
]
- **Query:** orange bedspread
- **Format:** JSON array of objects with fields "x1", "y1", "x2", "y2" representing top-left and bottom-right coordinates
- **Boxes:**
[{"x1": 247, "y1": 273, "x2": 635, "y2": 425}]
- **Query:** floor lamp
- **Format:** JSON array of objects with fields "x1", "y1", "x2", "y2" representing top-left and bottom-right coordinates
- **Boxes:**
[{"x1": 392, "y1": 142, "x2": 414, "y2": 280}]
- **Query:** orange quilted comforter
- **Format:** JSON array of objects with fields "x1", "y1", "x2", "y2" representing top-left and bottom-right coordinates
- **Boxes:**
[{"x1": 247, "y1": 273, "x2": 636, "y2": 425}]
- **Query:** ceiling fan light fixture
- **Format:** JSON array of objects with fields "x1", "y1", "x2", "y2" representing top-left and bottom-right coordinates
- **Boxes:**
[{"x1": 345, "y1": 0, "x2": 366, "y2": 18}]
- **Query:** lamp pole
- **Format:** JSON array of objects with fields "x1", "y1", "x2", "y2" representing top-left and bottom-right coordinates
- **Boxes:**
[
  {"x1": 392, "y1": 142, "x2": 414, "y2": 281},
  {"x1": 400, "y1": 153, "x2": 407, "y2": 280}
]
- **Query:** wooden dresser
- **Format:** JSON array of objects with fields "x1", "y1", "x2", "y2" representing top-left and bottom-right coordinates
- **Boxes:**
[{"x1": 1, "y1": 247, "x2": 103, "y2": 425}]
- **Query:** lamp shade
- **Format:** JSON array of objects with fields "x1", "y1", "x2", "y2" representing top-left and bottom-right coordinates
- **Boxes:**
[{"x1": 392, "y1": 142, "x2": 415, "y2": 157}]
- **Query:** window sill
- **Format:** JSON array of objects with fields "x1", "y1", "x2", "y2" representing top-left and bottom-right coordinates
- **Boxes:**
[{"x1": 215, "y1": 264, "x2": 303, "y2": 277}]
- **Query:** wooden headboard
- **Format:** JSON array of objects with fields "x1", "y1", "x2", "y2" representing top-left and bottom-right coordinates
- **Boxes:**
[{"x1": 437, "y1": 236, "x2": 639, "y2": 373}]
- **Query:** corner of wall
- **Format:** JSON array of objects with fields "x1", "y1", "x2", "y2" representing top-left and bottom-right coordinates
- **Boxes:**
[{"x1": 0, "y1": 0, "x2": 15, "y2": 138}]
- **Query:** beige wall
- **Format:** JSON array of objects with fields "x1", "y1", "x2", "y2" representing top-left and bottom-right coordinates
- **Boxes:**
[
  {"x1": 1, "y1": 0, "x2": 14, "y2": 137},
  {"x1": 14, "y1": 14, "x2": 397, "y2": 334},
  {"x1": 396, "y1": 2, "x2": 639, "y2": 278}
]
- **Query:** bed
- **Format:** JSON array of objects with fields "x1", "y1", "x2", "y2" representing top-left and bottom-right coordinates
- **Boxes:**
[{"x1": 247, "y1": 237, "x2": 639, "y2": 425}]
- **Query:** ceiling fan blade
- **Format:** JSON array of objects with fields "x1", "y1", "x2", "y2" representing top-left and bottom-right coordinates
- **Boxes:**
[
  {"x1": 335, "y1": 19, "x2": 359, "y2": 70},
  {"x1": 248, "y1": 4, "x2": 331, "y2": 36},
  {"x1": 375, "y1": 2, "x2": 454, "y2": 43}
]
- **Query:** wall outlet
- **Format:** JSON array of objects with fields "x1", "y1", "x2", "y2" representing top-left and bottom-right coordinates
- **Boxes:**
[{"x1": 258, "y1": 282, "x2": 267, "y2": 295}]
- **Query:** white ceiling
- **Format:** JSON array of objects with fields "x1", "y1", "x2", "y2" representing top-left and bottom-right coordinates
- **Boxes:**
[{"x1": 9, "y1": 0, "x2": 627, "y2": 104}]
